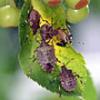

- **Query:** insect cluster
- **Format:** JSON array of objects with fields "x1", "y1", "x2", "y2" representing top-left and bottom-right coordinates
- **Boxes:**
[{"x1": 28, "y1": 8, "x2": 81, "y2": 94}]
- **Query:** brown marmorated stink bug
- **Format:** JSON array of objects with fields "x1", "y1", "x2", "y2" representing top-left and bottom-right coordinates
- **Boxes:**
[
  {"x1": 40, "y1": 23, "x2": 54, "y2": 42},
  {"x1": 35, "y1": 40, "x2": 57, "y2": 73},
  {"x1": 28, "y1": 8, "x2": 41, "y2": 34},
  {"x1": 59, "y1": 64, "x2": 83, "y2": 95},
  {"x1": 40, "y1": 22, "x2": 72, "y2": 47},
  {"x1": 59, "y1": 66, "x2": 77, "y2": 92},
  {"x1": 54, "y1": 28, "x2": 72, "y2": 47}
]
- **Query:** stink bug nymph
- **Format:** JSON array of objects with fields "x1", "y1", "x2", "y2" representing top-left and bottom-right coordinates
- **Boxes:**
[
  {"x1": 36, "y1": 41, "x2": 57, "y2": 73},
  {"x1": 60, "y1": 66, "x2": 77, "y2": 92},
  {"x1": 28, "y1": 8, "x2": 41, "y2": 34},
  {"x1": 40, "y1": 23, "x2": 54, "y2": 42},
  {"x1": 55, "y1": 28, "x2": 72, "y2": 47}
]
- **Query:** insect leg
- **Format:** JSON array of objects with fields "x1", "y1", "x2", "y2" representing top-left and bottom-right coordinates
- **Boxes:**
[
  {"x1": 74, "y1": 72, "x2": 84, "y2": 84},
  {"x1": 66, "y1": 58, "x2": 75, "y2": 65},
  {"x1": 29, "y1": 54, "x2": 37, "y2": 63},
  {"x1": 41, "y1": 17, "x2": 49, "y2": 24}
]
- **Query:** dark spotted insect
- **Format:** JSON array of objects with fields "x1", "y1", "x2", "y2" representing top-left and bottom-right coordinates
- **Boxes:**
[
  {"x1": 54, "y1": 28, "x2": 72, "y2": 47},
  {"x1": 59, "y1": 66, "x2": 77, "y2": 92},
  {"x1": 36, "y1": 40, "x2": 57, "y2": 73},
  {"x1": 40, "y1": 23, "x2": 55, "y2": 42},
  {"x1": 28, "y1": 8, "x2": 41, "y2": 34},
  {"x1": 40, "y1": 23, "x2": 72, "y2": 46}
]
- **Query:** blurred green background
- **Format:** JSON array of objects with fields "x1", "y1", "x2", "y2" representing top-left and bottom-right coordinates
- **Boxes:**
[{"x1": 0, "y1": 0, "x2": 100, "y2": 100}]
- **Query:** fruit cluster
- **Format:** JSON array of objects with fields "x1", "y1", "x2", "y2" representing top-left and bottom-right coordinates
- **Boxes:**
[
  {"x1": 43, "y1": 0, "x2": 90, "y2": 24},
  {"x1": 28, "y1": 8, "x2": 82, "y2": 93},
  {"x1": 0, "y1": 0, "x2": 90, "y2": 27},
  {"x1": 0, "y1": 5, "x2": 20, "y2": 27}
]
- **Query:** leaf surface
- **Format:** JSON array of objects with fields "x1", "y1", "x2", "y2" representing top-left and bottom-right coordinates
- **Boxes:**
[{"x1": 19, "y1": 1, "x2": 97, "y2": 100}]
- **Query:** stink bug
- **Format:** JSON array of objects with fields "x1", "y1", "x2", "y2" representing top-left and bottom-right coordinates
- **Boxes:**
[
  {"x1": 36, "y1": 41, "x2": 57, "y2": 73},
  {"x1": 60, "y1": 66, "x2": 77, "y2": 92},
  {"x1": 54, "y1": 28, "x2": 72, "y2": 47},
  {"x1": 40, "y1": 23, "x2": 54, "y2": 42},
  {"x1": 40, "y1": 23, "x2": 72, "y2": 46},
  {"x1": 28, "y1": 8, "x2": 41, "y2": 34}
]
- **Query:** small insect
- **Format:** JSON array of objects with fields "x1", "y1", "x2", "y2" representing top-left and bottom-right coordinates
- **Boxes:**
[
  {"x1": 40, "y1": 23, "x2": 54, "y2": 42},
  {"x1": 36, "y1": 40, "x2": 57, "y2": 73},
  {"x1": 28, "y1": 8, "x2": 41, "y2": 34},
  {"x1": 59, "y1": 66, "x2": 77, "y2": 92},
  {"x1": 54, "y1": 28, "x2": 72, "y2": 47}
]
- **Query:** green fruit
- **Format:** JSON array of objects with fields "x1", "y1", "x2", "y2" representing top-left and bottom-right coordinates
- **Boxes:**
[
  {"x1": 65, "y1": 0, "x2": 89, "y2": 9},
  {"x1": 66, "y1": 6, "x2": 89, "y2": 24},
  {"x1": 0, "y1": 0, "x2": 9, "y2": 7},
  {"x1": 0, "y1": 5, "x2": 20, "y2": 28}
]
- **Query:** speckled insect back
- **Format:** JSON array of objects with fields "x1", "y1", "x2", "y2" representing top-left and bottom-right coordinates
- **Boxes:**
[
  {"x1": 40, "y1": 23, "x2": 54, "y2": 42},
  {"x1": 28, "y1": 8, "x2": 41, "y2": 34},
  {"x1": 36, "y1": 41, "x2": 57, "y2": 73},
  {"x1": 60, "y1": 66, "x2": 77, "y2": 92}
]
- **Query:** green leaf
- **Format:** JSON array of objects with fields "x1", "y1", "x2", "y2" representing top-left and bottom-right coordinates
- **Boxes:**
[{"x1": 18, "y1": 0, "x2": 97, "y2": 100}]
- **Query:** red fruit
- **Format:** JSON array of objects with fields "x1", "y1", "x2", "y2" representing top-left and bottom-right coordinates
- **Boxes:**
[
  {"x1": 48, "y1": 0, "x2": 61, "y2": 7},
  {"x1": 65, "y1": 0, "x2": 89, "y2": 10},
  {"x1": 75, "y1": 0, "x2": 89, "y2": 9}
]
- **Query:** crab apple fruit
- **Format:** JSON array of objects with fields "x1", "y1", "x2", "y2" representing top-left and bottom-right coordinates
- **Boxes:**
[
  {"x1": 43, "y1": 0, "x2": 61, "y2": 7},
  {"x1": 0, "y1": 5, "x2": 20, "y2": 28},
  {"x1": 65, "y1": 0, "x2": 89, "y2": 10},
  {"x1": 66, "y1": 6, "x2": 89, "y2": 24}
]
